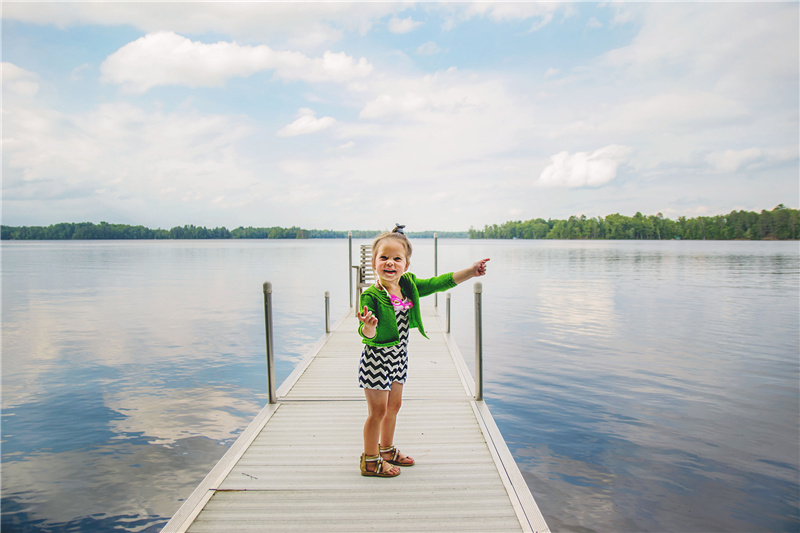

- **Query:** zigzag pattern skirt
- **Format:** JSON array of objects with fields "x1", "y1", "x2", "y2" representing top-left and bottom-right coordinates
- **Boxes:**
[{"x1": 358, "y1": 306, "x2": 410, "y2": 391}]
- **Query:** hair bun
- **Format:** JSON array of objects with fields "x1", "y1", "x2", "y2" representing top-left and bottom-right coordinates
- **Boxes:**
[{"x1": 393, "y1": 224, "x2": 406, "y2": 234}]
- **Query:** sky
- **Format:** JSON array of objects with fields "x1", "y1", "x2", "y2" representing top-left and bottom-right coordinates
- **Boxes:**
[{"x1": 2, "y1": 2, "x2": 798, "y2": 232}]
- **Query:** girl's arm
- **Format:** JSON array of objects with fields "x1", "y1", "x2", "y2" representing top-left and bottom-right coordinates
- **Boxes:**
[
  {"x1": 453, "y1": 258, "x2": 490, "y2": 285},
  {"x1": 358, "y1": 293, "x2": 378, "y2": 339},
  {"x1": 358, "y1": 305, "x2": 378, "y2": 339}
]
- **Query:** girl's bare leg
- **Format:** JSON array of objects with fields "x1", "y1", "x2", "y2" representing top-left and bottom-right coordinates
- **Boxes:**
[
  {"x1": 363, "y1": 388, "x2": 400, "y2": 475},
  {"x1": 379, "y1": 382, "x2": 403, "y2": 448},
  {"x1": 379, "y1": 382, "x2": 412, "y2": 464}
]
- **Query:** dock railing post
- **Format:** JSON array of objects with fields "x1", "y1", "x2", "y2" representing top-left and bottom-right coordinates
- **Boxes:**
[
  {"x1": 263, "y1": 281, "x2": 277, "y2": 404},
  {"x1": 348, "y1": 231, "x2": 353, "y2": 309},
  {"x1": 445, "y1": 292, "x2": 451, "y2": 333},
  {"x1": 434, "y1": 232, "x2": 438, "y2": 307},
  {"x1": 324, "y1": 291, "x2": 331, "y2": 333},
  {"x1": 474, "y1": 282, "x2": 483, "y2": 402}
]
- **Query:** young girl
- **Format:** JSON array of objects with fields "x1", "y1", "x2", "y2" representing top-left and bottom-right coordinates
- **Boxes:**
[{"x1": 357, "y1": 225, "x2": 489, "y2": 477}]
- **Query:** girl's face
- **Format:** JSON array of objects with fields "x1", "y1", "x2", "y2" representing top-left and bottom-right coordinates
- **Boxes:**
[{"x1": 373, "y1": 239, "x2": 409, "y2": 286}]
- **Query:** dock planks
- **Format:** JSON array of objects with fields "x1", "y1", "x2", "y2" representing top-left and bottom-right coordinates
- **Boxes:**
[{"x1": 163, "y1": 306, "x2": 549, "y2": 533}]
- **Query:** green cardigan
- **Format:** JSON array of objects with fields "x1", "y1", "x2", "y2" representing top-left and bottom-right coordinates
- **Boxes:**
[{"x1": 359, "y1": 272, "x2": 457, "y2": 347}]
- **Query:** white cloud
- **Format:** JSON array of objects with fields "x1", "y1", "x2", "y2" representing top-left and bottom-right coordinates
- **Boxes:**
[
  {"x1": 466, "y1": 2, "x2": 560, "y2": 23},
  {"x1": 357, "y1": 68, "x2": 515, "y2": 122},
  {"x1": 539, "y1": 145, "x2": 633, "y2": 188},
  {"x1": 416, "y1": 41, "x2": 442, "y2": 56},
  {"x1": 600, "y1": 3, "x2": 798, "y2": 100},
  {"x1": 100, "y1": 32, "x2": 372, "y2": 93},
  {"x1": 587, "y1": 17, "x2": 603, "y2": 29},
  {"x1": 465, "y1": 2, "x2": 572, "y2": 32},
  {"x1": 294, "y1": 50, "x2": 373, "y2": 83},
  {"x1": 3, "y1": 2, "x2": 797, "y2": 230},
  {"x1": 360, "y1": 93, "x2": 430, "y2": 119},
  {"x1": 3, "y1": 100, "x2": 259, "y2": 213},
  {"x1": 285, "y1": 23, "x2": 344, "y2": 50},
  {"x1": 706, "y1": 147, "x2": 798, "y2": 173},
  {"x1": 388, "y1": 16, "x2": 422, "y2": 34},
  {"x1": 2, "y1": 62, "x2": 40, "y2": 97},
  {"x1": 277, "y1": 108, "x2": 336, "y2": 137},
  {"x1": 609, "y1": 4, "x2": 639, "y2": 28},
  {"x1": 2, "y1": 2, "x2": 404, "y2": 44},
  {"x1": 549, "y1": 91, "x2": 749, "y2": 141},
  {"x1": 619, "y1": 91, "x2": 748, "y2": 132},
  {"x1": 279, "y1": 159, "x2": 315, "y2": 178},
  {"x1": 70, "y1": 63, "x2": 91, "y2": 82},
  {"x1": 528, "y1": 4, "x2": 796, "y2": 189},
  {"x1": 440, "y1": 2, "x2": 565, "y2": 31},
  {"x1": 527, "y1": 13, "x2": 554, "y2": 33},
  {"x1": 321, "y1": 70, "x2": 532, "y2": 217},
  {"x1": 706, "y1": 148, "x2": 764, "y2": 173}
]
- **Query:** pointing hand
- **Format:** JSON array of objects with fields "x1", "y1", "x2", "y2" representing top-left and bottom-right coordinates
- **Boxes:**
[{"x1": 472, "y1": 258, "x2": 490, "y2": 277}]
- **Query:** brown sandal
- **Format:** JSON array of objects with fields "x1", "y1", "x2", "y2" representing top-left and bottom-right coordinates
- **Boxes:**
[
  {"x1": 380, "y1": 445, "x2": 415, "y2": 467},
  {"x1": 360, "y1": 453, "x2": 401, "y2": 477}
]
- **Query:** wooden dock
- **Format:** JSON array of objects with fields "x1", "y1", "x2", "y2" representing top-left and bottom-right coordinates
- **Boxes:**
[{"x1": 163, "y1": 305, "x2": 550, "y2": 532}]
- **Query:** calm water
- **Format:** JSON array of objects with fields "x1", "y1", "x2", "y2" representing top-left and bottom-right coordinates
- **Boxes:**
[{"x1": 2, "y1": 239, "x2": 798, "y2": 532}]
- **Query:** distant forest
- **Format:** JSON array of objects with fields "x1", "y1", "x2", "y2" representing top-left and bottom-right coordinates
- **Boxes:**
[
  {"x1": 2, "y1": 205, "x2": 798, "y2": 241},
  {"x1": 470, "y1": 205, "x2": 799, "y2": 240},
  {"x1": 0, "y1": 223, "x2": 467, "y2": 240}
]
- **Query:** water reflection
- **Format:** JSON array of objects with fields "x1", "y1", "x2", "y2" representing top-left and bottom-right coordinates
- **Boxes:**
[
  {"x1": 2, "y1": 435, "x2": 230, "y2": 532},
  {"x1": 2, "y1": 241, "x2": 351, "y2": 532},
  {"x1": 536, "y1": 282, "x2": 619, "y2": 339},
  {"x1": 2, "y1": 240, "x2": 798, "y2": 532},
  {"x1": 439, "y1": 240, "x2": 799, "y2": 532}
]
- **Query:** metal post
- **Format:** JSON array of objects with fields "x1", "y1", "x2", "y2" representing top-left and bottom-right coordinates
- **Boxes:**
[
  {"x1": 348, "y1": 231, "x2": 353, "y2": 309},
  {"x1": 324, "y1": 291, "x2": 331, "y2": 333},
  {"x1": 434, "y1": 232, "x2": 438, "y2": 307},
  {"x1": 263, "y1": 281, "x2": 276, "y2": 404},
  {"x1": 474, "y1": 282, "x2": 483, "y2": 401},
  {"x1": 445, "y1": 292, "x2": 451, "y2": 333}
]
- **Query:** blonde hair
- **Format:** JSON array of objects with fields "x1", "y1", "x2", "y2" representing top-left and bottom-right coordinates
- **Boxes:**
[{"x1": 371, "y1": 224, "x2": 412, "y2": 266}]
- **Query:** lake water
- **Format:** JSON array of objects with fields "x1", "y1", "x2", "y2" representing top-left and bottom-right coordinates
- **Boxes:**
[{"x1": 2, "y1": 239, "x2": 798, "y2": 532}]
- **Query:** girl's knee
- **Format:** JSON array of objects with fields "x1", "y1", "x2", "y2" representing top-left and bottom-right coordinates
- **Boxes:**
[
  {"x1": 368, "y1": 405, "x2": 388, "y2": 420},
  {"x1": 387, "y1": 397, "x2": 402, "y2": 415}
]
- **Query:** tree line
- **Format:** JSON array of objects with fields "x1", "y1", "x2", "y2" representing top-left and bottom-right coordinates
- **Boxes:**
[
  {"x1": 469, "y1": 205, "x2": 799, "y2": 240},
  {"x1": 0, "y1": 223, "x2": 355, "y2": 240},
  {"x1": 3, "y1": 206, "x2": 796, "y2": 241},
  {"x1": 0, "y1": 222, "x2": 468, "y2": 240}
]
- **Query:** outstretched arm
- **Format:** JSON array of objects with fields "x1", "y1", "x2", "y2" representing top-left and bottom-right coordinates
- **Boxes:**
[{"x1": 453, "y1": 258, "x2": 490, "y2": 285}]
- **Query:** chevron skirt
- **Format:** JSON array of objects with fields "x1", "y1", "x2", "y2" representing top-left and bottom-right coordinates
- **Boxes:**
[{"x1": 358, "y1": 306, "x2": 410, "y2": 391}]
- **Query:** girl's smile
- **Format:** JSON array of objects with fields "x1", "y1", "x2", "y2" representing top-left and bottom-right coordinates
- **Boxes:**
[{"x1": 373, "y1": 240, "x2": 409, "y2": 288}]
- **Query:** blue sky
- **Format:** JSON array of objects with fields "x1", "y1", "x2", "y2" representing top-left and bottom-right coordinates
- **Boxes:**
[{"x1": 3, "y1": 2, "x2": 798, "y2": 232}]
